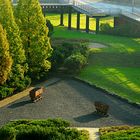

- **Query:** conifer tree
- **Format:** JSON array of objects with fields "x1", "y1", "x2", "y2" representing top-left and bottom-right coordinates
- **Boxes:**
[
  {"x1": 0, "y1": 24, "x2": 12, "y2": 85},
  {"x1": 15, "y1": 0, "x2": 52, "y2": 79},
  {"x1": 0, "y1": 0, "x2": 30, "y2": 90}
]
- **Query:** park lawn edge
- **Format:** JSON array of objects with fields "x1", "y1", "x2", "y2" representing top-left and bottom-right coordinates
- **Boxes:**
[{"x1": 74, "y1": 77, "x2": 140, "y2": 107}]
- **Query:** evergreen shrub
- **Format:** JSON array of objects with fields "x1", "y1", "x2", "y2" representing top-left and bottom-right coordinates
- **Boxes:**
[{"x1": 0, "y1": 119, "x2": 88, "y2": 140}]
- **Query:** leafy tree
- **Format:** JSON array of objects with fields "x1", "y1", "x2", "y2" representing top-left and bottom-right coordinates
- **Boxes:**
[
  {"x1": 15, "y1": 0, "x2": 52, "y2": 79},
  {"x1": 0, "y1": 24, "x2": 12, "y2": 85},
  {"x1": 0, "y1": 0, "x2": 30, "y2": 91}
]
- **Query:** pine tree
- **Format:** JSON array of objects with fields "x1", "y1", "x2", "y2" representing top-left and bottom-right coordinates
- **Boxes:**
[
  {"x1": 0, "y1": 24, "x2": 12, "y2": 85},
  {"x1": 0, "y1": 0, "x2": 30, "y2": 90},
  {"x1": 15, "y1": 0, "x2": 52, "y2": 79}
]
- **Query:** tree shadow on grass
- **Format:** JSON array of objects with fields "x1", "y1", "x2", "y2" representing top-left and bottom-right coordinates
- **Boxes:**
[
  {"x1": 8, "y1": 100, "x2": 32, "y2": 109},
  {"x1": 74, "y1": 112, "x2": 103, "y2": 123}
]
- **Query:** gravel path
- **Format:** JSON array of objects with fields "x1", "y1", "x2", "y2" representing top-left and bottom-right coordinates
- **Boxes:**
[
  {"x1": 0, "y1": 79, "x2": 140, "y2": 127},
  {"x1": 88, "y1": 43, "x2": 107, "y2": 48}
]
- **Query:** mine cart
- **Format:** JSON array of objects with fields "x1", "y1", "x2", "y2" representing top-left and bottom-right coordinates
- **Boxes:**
[
  {"x1": 94, "y1": 101, "x2": 109, "y2": 116},
  {"x1": 29, "y1": 87, "x2": 45, "y2": 102}
]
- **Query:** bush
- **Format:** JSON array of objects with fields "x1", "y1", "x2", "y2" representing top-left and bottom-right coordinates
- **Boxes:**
[
  {"x1": 0, "y1": 119, "x2": 88, "y2": 140},
  {"x1": 50, "y1": 39, "x2": 89, "y2": 71},
  {"x1": 4, "y1": 119, "x2": 70, "y2": 128},
  {"x1": 16, "y1": 127, "x2": 83, "y2": 140},
  {"x1": 0, "y1": 76, "x2": 31, "y2": 100},
  {"x1": 100, "y1": 126, "x2": 140, "y2": 140},
  {"x1": 100, "y1": 23, "x2": 140, "y2": 37},
  {"x1": 0, "y1": 127, "x2": 16, "y2": 140},
  {"x1": 0, "y1": 86, "x2": 14, "y2": 99},
  {"x1": 64, "y1": 53, "x2": 87, "y2": 73},
  {"x1": 100, "y1": 23, "x2": 112, "y2": 33}
]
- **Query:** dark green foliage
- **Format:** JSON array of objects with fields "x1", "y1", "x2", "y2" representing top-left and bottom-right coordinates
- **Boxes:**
[
  {"x1": 0, "y1": 24, "x2": 12, "y2": 85},
  {"x1": 0, "y1": 86, "x2": 14, "y2": 99},
  {"x1": 5, "y1": 119, "x2": 70, "y2": 128},
  {"x1": 0, "y1": 127, "x2": 15, "y2": 140},
  {"x1": 64, "y1": 53, "x2": 87, "y2": 73},
  {"x1": 100, "y1": 23, "x2": 140, "y2": 37},
  {"x1": 46, "y1": 19, "x2": 54, "y2": 37},
  {"x1": 100, "y1": 23, "x2": 112, "y2": 33},
  {"x1": 0, "y1": 0, "x2": 30, "y2": 92},
  {"x1": 16, "y1": 127, "x2": 83, "y2": 140},
  {"x1": 50, "y1": 39, "x2": 89, "y2": 71},
  {"x1": 0, "y1": 119, "x2": 88, "y2": 140},
  {"x1": 15, "y1": 0, "x2": 52, "y2": 80},
  {"x1": 100, "y1": 126, "x2": 140, "y2": 140}
]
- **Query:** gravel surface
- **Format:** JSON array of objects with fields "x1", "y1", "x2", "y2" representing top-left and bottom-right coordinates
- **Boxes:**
[{"x1": 0, "y1": 79, "x2": 140, "y2": 127}]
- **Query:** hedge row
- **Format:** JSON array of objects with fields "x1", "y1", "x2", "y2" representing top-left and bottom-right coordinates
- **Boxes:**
[
  {"x1": 0, "y1": 119, "x2": 89, "y2": 140},
  {"x1": 50, "y1": 38, "x2": 89, "y2": 74},
  {"x1": 100, "y1": 125, "x2": 140, "y2": 140},
  {"x1": 100, "y1": 23, "x2": 140, "y2": 37}
]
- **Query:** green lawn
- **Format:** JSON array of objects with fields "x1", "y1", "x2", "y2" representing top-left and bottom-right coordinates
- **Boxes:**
[
  {"x1": 53, "y1": 27, "x2": 140, "y2": 53},
  {"x1": 46, "y1": 13, "x2": 114, "y2": 30},
  {"x1": 48, "y1": 12, "x2": 140, "y2": 104},
  {"x1": 52, "y1": 27, "x2": 140, "y2": 104}
]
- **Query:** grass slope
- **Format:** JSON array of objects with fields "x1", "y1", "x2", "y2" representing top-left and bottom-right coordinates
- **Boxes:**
[
  {"x1": 52, "y1": 26, "x2": 140, "y2": 104},
  {"x1": 47, "y1": 12, "x2": 140, "y2": 103}
]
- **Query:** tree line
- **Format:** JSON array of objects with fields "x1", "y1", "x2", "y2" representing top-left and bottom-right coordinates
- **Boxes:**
[{"x1": 0, "y1": 0, "x2": 52, "y2": 99}]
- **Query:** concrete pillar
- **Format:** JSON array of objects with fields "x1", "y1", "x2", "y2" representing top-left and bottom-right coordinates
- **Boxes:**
[
  {"x1": 68, "y1": 7, "x2": 72, "y2": 30},
  {"x1": 96, "y1": 17, "x2": 100, "y2": 34},
  {"x1": 86, "y1": 15, "x2": 89, "y2": 33},
  {"x1": 60, "y1": 10, "x2": 64, "y2": 26},
  {"x1": 114, "y1": 17, "x2": 119, "y2": 28},
  {"x1": 77, "y1": 12, "x2": 80, "y2": 30}
]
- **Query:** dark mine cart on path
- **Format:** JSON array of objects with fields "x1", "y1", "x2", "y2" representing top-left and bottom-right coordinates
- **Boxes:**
[
  {"x1": 29, "y1": 87, "x2": 46, "y2": 102},
  {"x1": 94, "y1": 101, "x2": 109, "y2": 116}
]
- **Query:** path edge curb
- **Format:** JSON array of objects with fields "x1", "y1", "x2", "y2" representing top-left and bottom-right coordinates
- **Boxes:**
[{"x1": 73, "y1": 77, "x2": 140, "y2": 109}]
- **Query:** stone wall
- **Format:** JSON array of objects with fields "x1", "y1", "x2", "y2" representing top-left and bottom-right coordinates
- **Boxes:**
[{"x1": 114, "y1": 15, "x2": 140, "y2": 37}]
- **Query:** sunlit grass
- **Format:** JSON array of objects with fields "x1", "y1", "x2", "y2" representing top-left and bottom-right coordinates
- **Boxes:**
[
  {"x1": 46, "y1": 13, "x2": 114, "y2": 30},
  {"x1": 79, "y1": 66, "x2": 140, "y2": 103},
  {"x1": 53, "y1": 27, "x2": 140, "y2": 53},
  {"x1": 48, "y1": 13, "x2": 140, "y2": 103}
]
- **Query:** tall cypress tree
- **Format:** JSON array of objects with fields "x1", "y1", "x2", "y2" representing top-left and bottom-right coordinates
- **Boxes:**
[
  {"x1": 15, "y1": 0, "x2": 52, "y2": 79},
  {"x1": 0, "y1": 24, "x2": 12, "y2": 85},
  {"x1": 0, "y1": 0, "x2": 30, "y2": 90}
]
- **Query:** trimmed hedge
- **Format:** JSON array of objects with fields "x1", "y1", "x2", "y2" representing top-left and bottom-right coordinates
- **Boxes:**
[
  {"x1": 100, "y1": 126, "x2": 140, "y2": 140},
  {"x1": 0, "y1": 86, "x2": 14, "y2": 100},
  {"x1": 50, "y1": 38, "x2": 89, "y2": 72},
  {"x1": 100, "y1": 23, "x2": 140, "y2": 37},
  {"x1": 64, "y1": 53, "x2": 87, "y2": 73},
  {"x1": 0, "y1": 119, "x2": 89, "y2": 140}
]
